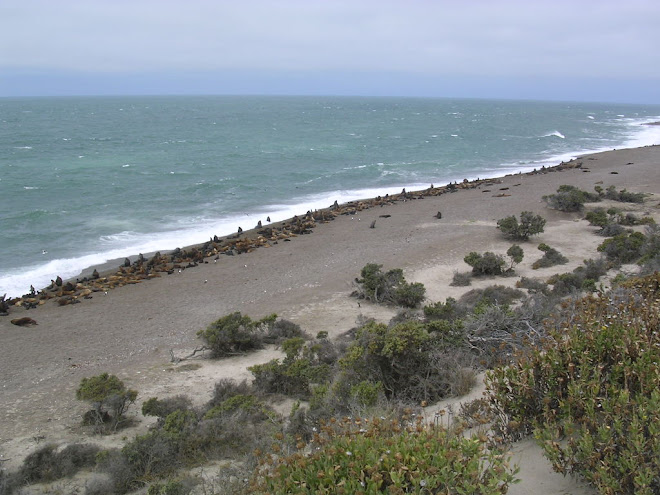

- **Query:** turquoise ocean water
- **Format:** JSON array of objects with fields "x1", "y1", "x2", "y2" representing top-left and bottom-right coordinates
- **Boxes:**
[{"x1": 2, "y1": 96, "x2": 660, "y2": 298}]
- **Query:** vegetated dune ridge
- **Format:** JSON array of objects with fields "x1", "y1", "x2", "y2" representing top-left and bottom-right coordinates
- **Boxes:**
[{"x1": 2, "y1": 145, "x2": 659, "y2": 494}]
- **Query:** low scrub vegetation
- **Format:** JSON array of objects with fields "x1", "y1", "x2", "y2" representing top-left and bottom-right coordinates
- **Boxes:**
[
  {"x1": 352, "y1": 263, "x2": 426, "y2": 308},
  {"x1": 76, "y1": 373, "x2": 137, "y2": 433},
  {"x1": 464, "y1": 251, "x2": 505, "y2": 276},
  {"x1": 487, "y1": 273, "x2": 660, "y2": 495},
  {"x1": 602, "y1": 185, "x2": 646, "y2": 203},
  {"x1": 543, "y1": 185, "x2": 601, "y2": 212},
  {"x1": 1, "y1": 443, "x2": 99, "y2": 490},
  {"x1": 597, "y1": 231, "x2": 646, "y2": 264},
  {"x1": 547, "y1": 257, "x2": 608, "y2": 296},
  {"x1": 497, "y1": 211, "x2": 546, "y2": 240},
  {"x1": 248, "y1": 414, "x2": 518, "y2": 494},
  {"x1": 197, "y1": 312, "x2": 307, "y2": 358},
  {"x1": 532, "y1": 243, "x2": 568, "y2": 269}
]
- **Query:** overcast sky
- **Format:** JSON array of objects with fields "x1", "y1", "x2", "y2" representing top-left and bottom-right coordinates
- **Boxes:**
[{"x1": 2, "y1": 0, "x2": 659, "y2": 103}]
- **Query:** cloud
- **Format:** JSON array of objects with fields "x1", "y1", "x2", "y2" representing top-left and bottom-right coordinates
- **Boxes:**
[{"x1": 1, "y1": 0, "x2": 659, "y2": 100}]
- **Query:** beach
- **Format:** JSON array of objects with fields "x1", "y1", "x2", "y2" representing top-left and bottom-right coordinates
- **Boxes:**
[{"x1": 1, "y1": 144, "x2": 659, "y2": 493}]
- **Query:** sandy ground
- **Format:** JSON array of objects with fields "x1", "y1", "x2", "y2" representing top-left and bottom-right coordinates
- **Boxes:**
[{"x1": 1, "y1": 145, "x2": 659, "y2": 493}]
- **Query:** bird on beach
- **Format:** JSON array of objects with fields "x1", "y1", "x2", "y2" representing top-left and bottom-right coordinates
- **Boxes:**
[{"x1": 42, "y1": 250, "x2": 47, "y2": 255}]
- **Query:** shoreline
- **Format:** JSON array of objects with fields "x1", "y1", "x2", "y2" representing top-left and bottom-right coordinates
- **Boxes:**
[
  {"x1": 2, "y1": 144, "x2": 660, "y2": 494},
  {"x1": 2, "y1": 151, "x2": 601, "y2": 308},
  {"x1": 3, "y1": 116, "x2": 660, "y2": 299}
]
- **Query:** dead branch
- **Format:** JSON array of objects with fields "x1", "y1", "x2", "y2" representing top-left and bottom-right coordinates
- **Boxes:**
[{"x1": 169, "y1": 346, "x2": 209, "y2": 363}]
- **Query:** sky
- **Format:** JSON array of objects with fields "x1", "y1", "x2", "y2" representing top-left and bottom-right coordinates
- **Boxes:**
[{"x1": 1, "y1": 0, "x2": 659, "y2": 103}]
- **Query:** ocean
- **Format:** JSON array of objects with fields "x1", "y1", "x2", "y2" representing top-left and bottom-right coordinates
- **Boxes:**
[{"x1": 2, "y1": 95, "x2": 660, "y2": 298}]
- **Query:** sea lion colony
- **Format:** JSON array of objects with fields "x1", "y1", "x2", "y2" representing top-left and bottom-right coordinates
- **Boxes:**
[{"x1": 0, "y1": 159, "x2": 582, "y2": 314}]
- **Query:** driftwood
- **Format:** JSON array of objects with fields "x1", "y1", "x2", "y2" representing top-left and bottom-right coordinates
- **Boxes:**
[{"x1": 169, "y1": 346, "x2": 209, "y2": 363}]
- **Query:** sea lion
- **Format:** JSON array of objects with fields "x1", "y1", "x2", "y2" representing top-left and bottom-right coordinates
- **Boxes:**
[{"x1": 11, "y1": 317, "x2": 38, "y2": 327}]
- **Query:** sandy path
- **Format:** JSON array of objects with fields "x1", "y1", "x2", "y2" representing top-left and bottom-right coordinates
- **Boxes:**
[{"x1": 1, "y1": 145, "x2": 658, "y2": 492}]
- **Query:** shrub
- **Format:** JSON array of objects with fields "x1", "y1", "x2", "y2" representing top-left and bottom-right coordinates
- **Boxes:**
[
  {"x1": 450, "y1": 270, "x2": 472, "y2": 286},
  {"x1": 423, "y1": 297, "x2": 466, "y2": 321},
  {"x1": 142, "y1": 395, "x2": 193, "y2": 420},
  {"x1": 14, "y1": 443, "x2": 99, "y2": 485},
  {"x1": 543, "y1": 185, "x2": 600, "y2": 212},
  {"x1": 584, "y1": 208, "x2": 610, "y2": 227},
  {"x1": 353, "y1": 264, "x2": 426, "y2": 307},
  {"x1": 457, "y1": 285, "x2": 525, "y2": 311},
  {"x1": 262, "y1": 318, "x2": 309, "y2": 344},
  {"x1": 333, "y1": 320, "x2": 469, "y2": 404},
  {"x1": 487, "y1": 276, "x2": 660, "y2": 494},
  {"x1": 497, "y1": 211, "x2": 546, "y2": 240},
  {"x1": 506, "y1": 244, "x2": 524, "y2": 271},
  {"x1": 603, "y1": 185, "x2": 646, "y2": 203},
  {"x1": 598, "y1": 222, "x2": 627, "y2": 237},
  {"x1": 394, "y1": 281, "x2": 426, "y2": 308},
  {"x1": 247, "y1": 415, "x2": 518, "y2": 494},
  {"x1": 249, "y1": 338, "x2": 334, "y2": 398},
  {"x1": 597, "y1": 231, "x2": 646, "y2": 264},
  {"x1": 76, "y1": 373, "x2": 137, "y2": 432},
  {"x1": 532, "y1": 243, "x2": 568, "y2": 269},
  {"x1": 147, "y1": 479, "x2": 194, "y2": 495},
  {"x1": 464, "y1": 251, "x2": 505, "y2": 276},
  {"x1": 547, "y1": 258, "x2": 608, "y2": 297},
  {"x1": 516, "y1": 277, "x2": 549, "y2": 294},
  {"x1": 639, "y1": 224, "x2": 660, "y2": 271},
  {"x1": 197, "y1": 312, "x2": 276, "y2": 358},
  {"x1": 207, "y1": 379, "x2": 254, "y2": 409}
]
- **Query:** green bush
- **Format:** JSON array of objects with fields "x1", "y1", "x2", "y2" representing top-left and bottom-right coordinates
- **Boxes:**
[
  {"x1": 506, "y1": 245, "x2": 524, "y2": 269},
  {"x1": 393, "y1": 281, "x2": 426, "y2": 308},
  {"x1": 147, "y1": 479, "x2": 194, "y2": 495},
  {"x1": 487, "y1": 274, "x2": 660, "y2": 495},
  {"x1": 353, "y1": 264, "x2": 426, "y2": 307},
  {"x1": 13, "y1": 443, "x2": 99, "y2": 485},
  {"x1": 333, "y1": 320, "x2": 468, "y2": 404},
  {"x1": 532, "y1": 243, "x2": 568, "y2": 269},
  {"x1": 76, "y1": 373, "x2": 137, "y2": 432},
  {"x1": 603, "y1": 185, "x2": 646, "y2": 203},
  {"x1": 584, "y1": 208, "x2": 610, "y2": 227},
  {"x1": 458, "y1": 285, "x2": 525, "y2": 311},
  {"x1": 598, "y1": 222, "x2": 627, "y2": 237},
  {"x1": 197, "y1": 312, "x2": 276, "y2": 358},
  {"x1": 543, "y1": 185, "x2": 600, "y2": 212},
  {"x1": 597, "y1": 231, "x2": 646, "y2": 264},
  {"x1": 249, "y1": 337, "x2": 334, "y2": 398},
  {"x1": 262, "y1": 318, "x2": 309, "y2": 344},
  {"x1": 516, "y1": 277, "x2": 549, "y2": 294},
  {"x1": 497, "y1": 211, "x2": 546, "y2": 240},
  {"x1": 142, "y1": 395, "x2": 192, "y2": 420},
  {"x1": 450, "y1": 270, "x2": 472, "y2": 286},
  {"x1": 464, "y1": 251, "x2": 505, "y2": 276},
  {"x1": 248, "y1": 415, "x2": 518, "y2": 494},
  {"x1": 423, "y1": 297, "x2": 466, "y2": 321}
]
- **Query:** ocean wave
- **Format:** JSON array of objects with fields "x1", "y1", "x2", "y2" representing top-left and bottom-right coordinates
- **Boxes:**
[{"x1": 542, "y1": 131, "x2": 566, "y2": 139}]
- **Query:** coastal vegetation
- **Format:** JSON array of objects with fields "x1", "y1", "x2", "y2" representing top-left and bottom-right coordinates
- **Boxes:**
[
  {"x1": 76, "y1": 373, "x2": 138, "y2": 433},
  {"x1": 487, "y1": 274, "x2": 660, "y2": 495},
  {"x1": 496, "y1": 211, "x2": 546, "y2": 241},
  {"x1": 531, "y1": 243, "x2": 568, "y2": 269},
  {"x1": 352, "y1": 263, "x2": 426, "y2": 308},
  {"x1": 3, "y1": 174, "x2": 660, "y2": 495},
  {"x1": 543, "y1": 184, "x2": 601, "y2": 212}
]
